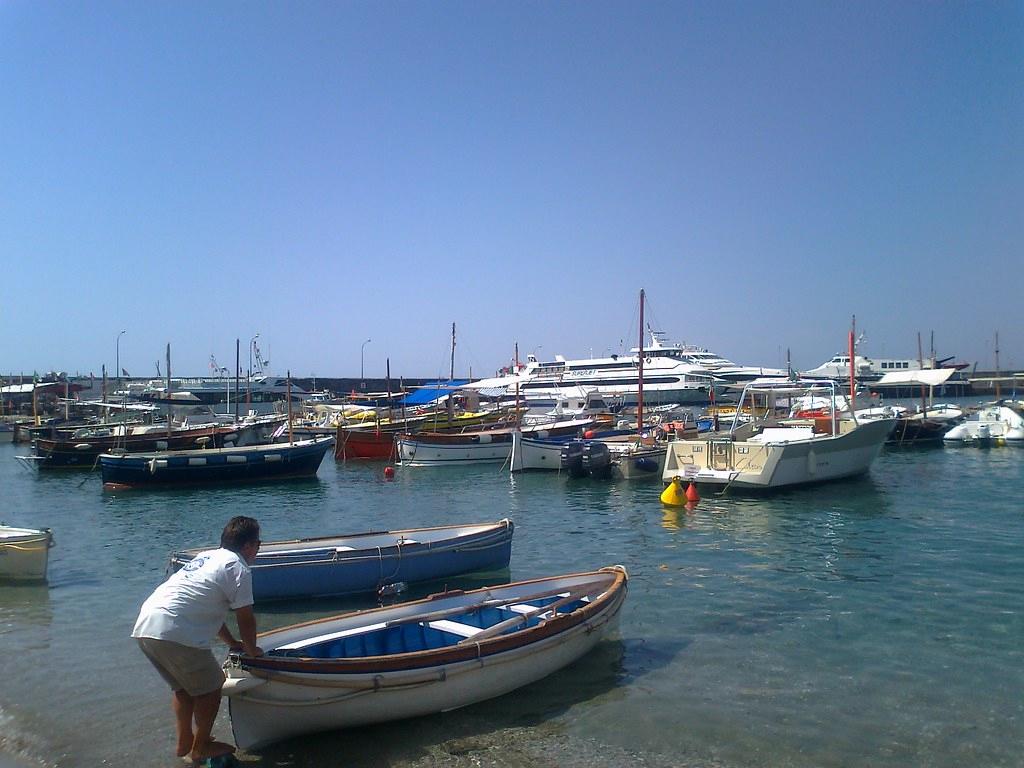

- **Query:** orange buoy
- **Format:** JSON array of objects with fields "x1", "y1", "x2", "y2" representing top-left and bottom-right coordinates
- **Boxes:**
[
  {"x1": 384, "y1": 465, "x2": 395, "y2": 480},
  {"x1": 685, "y1": 481, "x2": 700, "y2": 502},
  {"x1": 583, "y1": 430, "x2": 595, "y2": 439}
]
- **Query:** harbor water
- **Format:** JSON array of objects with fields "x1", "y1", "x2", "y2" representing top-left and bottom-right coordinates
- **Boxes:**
[{"x1": 1, "y1": 424, "x2": 1022, "y2": 767}]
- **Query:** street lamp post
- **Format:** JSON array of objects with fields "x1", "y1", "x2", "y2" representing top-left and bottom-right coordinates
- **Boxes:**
[
  {"x1": 115, "y1": 330, "x2": 126, "y2": 394},
  {"x1": 360, "y1": 338, "x2": 371, "y2": 390}
]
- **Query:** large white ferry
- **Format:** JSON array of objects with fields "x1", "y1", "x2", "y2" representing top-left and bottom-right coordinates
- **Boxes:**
[{"x1": 468, "y1": 332, "x2": 783, "y2": 406}]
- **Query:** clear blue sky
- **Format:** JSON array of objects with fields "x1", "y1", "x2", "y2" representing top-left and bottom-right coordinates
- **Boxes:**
[{"x1": 2, "y1": 2, "x2": 1021, "y2": 380}]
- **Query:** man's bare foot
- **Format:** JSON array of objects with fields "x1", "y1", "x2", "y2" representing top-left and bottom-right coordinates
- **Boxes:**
[
  {"x1": 189, "y1": 740, "x2": 235, "y2": 762},
  {"x1": 176, "y1": 735, "x2": 193, "y2": 758}
]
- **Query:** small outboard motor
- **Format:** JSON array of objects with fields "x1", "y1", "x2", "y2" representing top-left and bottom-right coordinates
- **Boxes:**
[
  {"x1": 581, "y1": 440, "x2": 612, "y2": 479},
  {"x1": 559, "y1": 440, "x2": 587, "y2": 477}
]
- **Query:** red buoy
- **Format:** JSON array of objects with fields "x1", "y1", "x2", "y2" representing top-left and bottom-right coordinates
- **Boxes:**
[
  {"x1": 384, "y1": 466, "x2": 395, "y2": 480},
  {"x1": 583, "y1": 430, "x2": 595, "y2": 439},
  {"x1": 685, "y1": 481, "x2": 700, "y2": 502}
]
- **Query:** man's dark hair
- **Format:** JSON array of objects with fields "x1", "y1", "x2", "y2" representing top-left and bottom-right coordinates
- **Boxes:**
[{"x1": 221, "y1": 516, "x2": 260, "y2": 552}]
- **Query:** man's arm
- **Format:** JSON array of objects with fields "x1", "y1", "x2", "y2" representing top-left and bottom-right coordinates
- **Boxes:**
[{"x1": 233, "y1": 604, "x2": 263, "y2": 657}]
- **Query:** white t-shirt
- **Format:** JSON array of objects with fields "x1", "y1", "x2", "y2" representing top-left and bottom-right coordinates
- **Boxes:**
[{"x1": 132, "y1": 548, "x2": 254, "y2": 649}]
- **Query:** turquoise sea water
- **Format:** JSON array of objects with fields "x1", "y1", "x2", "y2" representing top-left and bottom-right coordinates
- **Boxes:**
[{"x1": 1, "y1": 424, "x2": 1022, "y2": 767}]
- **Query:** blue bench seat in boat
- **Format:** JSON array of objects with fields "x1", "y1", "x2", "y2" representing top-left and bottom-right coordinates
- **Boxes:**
[{"x1": 271, "y1": 595, "x2": 590, "y2": 660}]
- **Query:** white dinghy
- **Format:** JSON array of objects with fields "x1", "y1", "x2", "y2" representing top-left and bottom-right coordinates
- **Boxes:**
[{"x1": 0, "y1": 525, "x2": 54, "y2": 581}]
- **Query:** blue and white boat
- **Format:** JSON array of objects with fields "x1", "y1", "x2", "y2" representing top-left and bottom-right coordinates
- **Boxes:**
[
  {"x1": 170, "y1": 519, "x2": 515, "y2": 601},
  {"x1": 99, "y1": 436, "x2": 334, "y2": 488},
  {"x1": 221, "y1": 565, "x2": 628, "y2": 750}
]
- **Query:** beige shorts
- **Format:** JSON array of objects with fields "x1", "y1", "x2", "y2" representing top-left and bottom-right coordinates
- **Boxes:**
[{"x1": 137, "y1": 637, "x2": 226, "y2": 697}]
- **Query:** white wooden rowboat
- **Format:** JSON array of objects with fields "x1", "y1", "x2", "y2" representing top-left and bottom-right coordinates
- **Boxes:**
[
  {"x1": 0, "y1": 524, "x2": 54, "y2": 581},
  {"x1": 223, "y1": 565, "x2": 628, "y2": 749}
]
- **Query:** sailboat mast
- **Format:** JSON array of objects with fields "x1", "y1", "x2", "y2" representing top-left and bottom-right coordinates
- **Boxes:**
[
  {"x1": 848, "y1": 315, "x2": 856, "y2": 413},
  {"x1": 995, "y1": 331, "x2": 1001, "y2": 399},
  {"x1": 450, "y1": 322, "x2": 456, "y2": 382},
  {"x1": 286, "y1": 370, "x2": 294, "y2": 444},
  {"x1": 166, "y1": 344, "x2": 172, "y2": 439},
  {"x1": 637, "y1": 289, "x2": 645, "y2": 433}
]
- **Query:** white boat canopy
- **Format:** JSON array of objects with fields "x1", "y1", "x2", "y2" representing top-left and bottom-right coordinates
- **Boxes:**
[{"x1": 876, "y1": 368, "x2": 956, "y2": 387}]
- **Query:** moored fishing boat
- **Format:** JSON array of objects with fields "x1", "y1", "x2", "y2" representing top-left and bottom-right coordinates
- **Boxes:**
[
  {"x1": 222, "y1": 565, "x2": 628, "y2": 750},
  {"x1": 32, "y1": 424, "x2": 242, "y2": 469},
  {"x1": 662, "y1": 379, "x2": 895, "y2": 491},
  {"x1": 396, "y1": 417, "x2": 594, "y2": 467},
  {"x1": 170, "y1": 520, "x2": 514, "y2": 601},
  {"x1": 99, "y1": 436, "x2": 335, "y2": 489},
  {"x1": 0, "y1": 524, "x2": 54, "y2": 581}
]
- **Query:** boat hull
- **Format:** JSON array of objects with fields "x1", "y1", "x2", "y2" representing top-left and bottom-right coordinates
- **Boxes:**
[
  {"x1": 171, "y1": 521, "x2": 514, "y2": 601},
  {"x1": 0, "y1": 527, "x2": 53, "y2": 581},
  {"x1": 224, "y1": 567, "x2": 627, "y2": 750},
  {"x1": 99, "y1": 437, "x2": 334, "y2": 488},
  {"x1": 399, "y1": 420, "x2": 592, "y2": 467},
  {"x1": 335, "y1": 428, "x2": 397, "y2": 460},
  {"x1": 32, "y1": 426, "x2": 234, "y2": 469}
]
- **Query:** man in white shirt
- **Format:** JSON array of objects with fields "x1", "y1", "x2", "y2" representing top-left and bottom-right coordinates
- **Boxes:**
[{"x1": 133, "y1": 516, "x2": 263, "y2": 762}]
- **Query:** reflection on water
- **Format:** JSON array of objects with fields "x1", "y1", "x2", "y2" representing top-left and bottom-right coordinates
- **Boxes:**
[{"x1": 0, "y1": 583, "x2": 52, "y2": 631}]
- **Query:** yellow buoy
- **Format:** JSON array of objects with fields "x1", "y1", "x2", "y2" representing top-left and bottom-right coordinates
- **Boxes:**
[{"x1": 660, "y1": 476, "x2": 687, "y2": 506}]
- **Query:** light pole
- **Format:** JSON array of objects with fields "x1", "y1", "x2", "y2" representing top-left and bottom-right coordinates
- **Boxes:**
[
  {"x1": 115, "y1": 330, "x2": 126, "y2": 393},
  {"x1": 360, "y1": 338, "x2": 371, "y2": 390}
]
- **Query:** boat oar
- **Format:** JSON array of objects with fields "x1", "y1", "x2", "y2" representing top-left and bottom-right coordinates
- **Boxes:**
[
  {"x1": 375, "y1": 578, "x2": 611, "y2": 632},
  {"x1": 455, "y1": 587, "x2": 597, "y2": 645}
]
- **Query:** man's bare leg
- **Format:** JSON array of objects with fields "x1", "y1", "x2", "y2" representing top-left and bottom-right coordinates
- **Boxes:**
[
  {"x1": 172, "y1": 689, "x2": 195, "y2": 758},
  {"x1": 189, "y1": 689, "x2": 235, "y2": 761}
]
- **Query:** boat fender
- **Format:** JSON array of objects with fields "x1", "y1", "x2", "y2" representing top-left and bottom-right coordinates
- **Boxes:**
[
  {"x1": 74, "y1": 443, "x2": 91, "y2": 450},
  {"x1": 220, "y1": 676, "x2": 267, "y2": 695}
]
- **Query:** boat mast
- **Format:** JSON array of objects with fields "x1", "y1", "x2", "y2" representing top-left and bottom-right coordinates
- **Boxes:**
[
  {"x1": 917, "y1": 332, "x2": 927, "y2": 417},
  {"x1": 450, "y1": 322, "x2": 456, "y2": 382},
  {"x1": 166, "y1": 343, "x2": 172, "y2": 439},
  {"x1": 995, "y1": 331, "x2": 1001, "y2": 399},
  {"x1": 637, "y1": 289, "x2": 645, "y2": 434},
  {"x1": 848, "y1": 315, "x2": 856, "y2": 414},
  {"x1": 234, "y1": 338, "x2": 240, "y2": 422},
  {"x1": 286, "y1": 370, "x2": 294, "y2": 444}
]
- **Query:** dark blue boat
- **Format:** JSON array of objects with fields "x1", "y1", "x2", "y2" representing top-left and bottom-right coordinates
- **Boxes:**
[
  {"x1": 99, "y1": 436, "x2": 334, "y2": 488},
  {"x1": 170, "y1": 519, "x2": 514, "y2": 601}
]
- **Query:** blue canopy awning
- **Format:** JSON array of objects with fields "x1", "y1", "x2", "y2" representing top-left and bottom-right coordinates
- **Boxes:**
[{"x1": 397, "y1": 380, "x2": 471, "y2": 406}]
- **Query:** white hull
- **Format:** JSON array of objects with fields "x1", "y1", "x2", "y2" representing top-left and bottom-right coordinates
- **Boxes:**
[
  {"x1": 944, "y1": 405, "x2": 1024, "y2": 445},
  {"x1": 397, "y1": 437, "x2": 512, "y2": 466},
  {"x1": 0, "y1": 526, "x2": 53, "y2": 581},
  {"x1": 228, "y1": 609, "x2": 619, "y2": 749},
  {"x1": 663, "y1": 418, "x2": 894, "y2": 489},
  {"x1": 510, "y1": 432, "x2": 565, "y2": 472}
]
